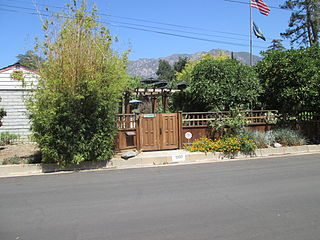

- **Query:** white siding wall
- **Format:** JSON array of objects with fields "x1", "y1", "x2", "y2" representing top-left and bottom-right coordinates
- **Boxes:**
[
  {"x1": 0, "y1": 90, "x2": 31, "y2": 138},
  {"x1": 0, "y1": 66, "x2": 39, "y2": 140}
]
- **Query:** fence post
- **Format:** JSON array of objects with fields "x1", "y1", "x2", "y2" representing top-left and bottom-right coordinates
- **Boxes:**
[
  {"x1": 136, "y1": 113, "x2": 141, "y2": 150},
  {"x1": 178, "y1": 111, "x2": 183, "y2": 149}
]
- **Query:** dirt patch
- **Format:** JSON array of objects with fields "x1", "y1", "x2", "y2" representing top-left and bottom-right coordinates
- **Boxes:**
[{"x1": 0, "y1": 143, "x2": 39, "y2": 163}]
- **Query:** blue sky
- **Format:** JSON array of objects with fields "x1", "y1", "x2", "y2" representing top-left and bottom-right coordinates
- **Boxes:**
[{"x1": 0, "y1": 0, "x2": 291, "y2": 67}]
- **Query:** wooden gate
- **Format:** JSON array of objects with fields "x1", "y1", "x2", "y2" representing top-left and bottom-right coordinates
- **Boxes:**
[{"x1": 139, "y1": 113, "x2": 179, "y2": 151}]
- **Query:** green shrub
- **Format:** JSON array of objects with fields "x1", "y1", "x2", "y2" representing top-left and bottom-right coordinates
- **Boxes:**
[
  {"x1": 256, "y1": 47, "x2": 320, "y2": 112},
  {"x1": 239, "y1": 137, "x2": 257, "y2": 154},
  {"x1": 209, "y1": 108, "x2": 249, "y2": 136},
  {"x1": 235, "y1": 129, "x2": 273, "y2": 148},
  {"x1": 0, "y1": 132, "x2": 19, "y2": 145},
  {"x1": 184, "y1": 56, "x2": 262, "y2": 111},
  {"x1": 235, "y1": 128, "x2": 305, "y2": 148},
  {"x1": 251, "y1": 131, "x2": 269, "y2": 148},
  {"x1": 27, "y1": 2, "x2": 129, "y2": 166},
  {"x1": 269, "y1": 128, "x2": 306, "y2": 146},
  {"x1": 264, "y1": 131, "x2": 276, "y2": 146},
  {"x1": 2, "y1": 156, "x2": 21, "y2": 165},
  {"x1": 25, "y1": 152, "x2": 42, "y2": 164}
]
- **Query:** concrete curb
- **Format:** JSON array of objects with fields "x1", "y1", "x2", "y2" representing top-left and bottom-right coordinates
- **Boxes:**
[
  {"x1": 0, "y1": 161, "x2": 113, "y2": 178},
  {"x1": 1, "y1": 145, "x2": 320, "y2": 178}
]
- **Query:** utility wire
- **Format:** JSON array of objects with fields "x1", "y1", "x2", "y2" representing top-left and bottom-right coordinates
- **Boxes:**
[
  {"x1": 105, "y1": 19, "x2": 250, "y2": 42},
  {"x1": 0, "y1": 6, "x2": 267, "y2": 49},
  {"x1": 0, "y1": 3, "x2": 285, "y2": 44},
  {"x1": 0, "y1": 5, "x2": 271, "y2": 49},
  {"x1": 109, "y1": 23, "x2": 264, "y2": 48},
  {"x1": 3, "y1": 0, "x2": 286, "y2": 40},
  {"x1": 0, "y1": 1, "x2": 248, "y2": 37},
  {"x1": 7, "y1": 0, "x2": 246, "y2": 36}
]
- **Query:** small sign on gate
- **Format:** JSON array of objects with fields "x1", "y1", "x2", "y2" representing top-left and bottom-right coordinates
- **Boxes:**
[{"x1": 144, "y1": 114, "x2": 156, "y2": 118}]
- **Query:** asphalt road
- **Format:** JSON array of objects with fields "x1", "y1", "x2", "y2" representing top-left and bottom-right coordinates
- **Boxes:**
[{"x1": 1, "y1": 154, "x2": 320, "y2": 240}]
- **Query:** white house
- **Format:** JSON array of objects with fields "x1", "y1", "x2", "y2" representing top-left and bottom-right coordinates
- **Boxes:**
[{"x1": 0, "y1": 63, "x2": 39, "y2": 140}]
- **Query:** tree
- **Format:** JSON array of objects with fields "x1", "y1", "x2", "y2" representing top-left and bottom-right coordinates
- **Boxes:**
[
  {"x1": 267, "y1": 39, "x2": 286, "y2": 51},
  {"x1": 281, "y1": 0, "x2": 320, "y2": 46},
  {"x1": 156, "y1": 59, "x2": 175, "y2": 81},
  {"x1": 16, "y1": 50, "x2": 44, "y2": 70},
  {"x1": 256, "y1": 46, "x2": 320, "y2": 112},
  {"x1": 175, "y1": 53, "x2": 229, "y2": 84},
  {"x1": 173, "y1": 57, "x2": 188, "y2": 73},
  {"x1": 127, "y1": 76, "x2": 145, "y2": 90},
  {"x1": 175, "y1": 59, "x2": 198, "y2": 85},
  {"x1": 172, "y1": 57, "x2": 262, "y2": 112},
  {"x1": 190, "y1": 59, "x2": 261, "y2": 111},
  {"x1": 28, "y1": 1, "x2": 129, "y2": 166}
]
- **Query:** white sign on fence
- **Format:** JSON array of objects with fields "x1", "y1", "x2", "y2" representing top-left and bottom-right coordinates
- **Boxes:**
[{"x1": 185, "y1": 132, "x2": 192, "y2": 139}]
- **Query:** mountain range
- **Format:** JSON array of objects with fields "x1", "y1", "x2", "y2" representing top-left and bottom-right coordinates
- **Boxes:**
[{"x1": 127, "y1": 49, "x2": 262, "y2": 78}]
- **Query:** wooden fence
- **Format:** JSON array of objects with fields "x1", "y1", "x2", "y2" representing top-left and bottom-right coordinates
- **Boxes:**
[
  {"x1": 181, "y1": 110, "x2": 278, "y2": 127},
  {"x1": 277, "y1": 111, "x2": 320, "y2": 142},
  {"x1": 180, "y1": 110, "x2": 278, "y2": 146},
  {"x1": 116, "y1": 110, "x2": 320, "y2": 151},
  {"x1": 116, "y1": 114, "x2": 137, "y2": 151},
  {"x1": 117, "y1": 114, "x2": 136, "y2": 130}
]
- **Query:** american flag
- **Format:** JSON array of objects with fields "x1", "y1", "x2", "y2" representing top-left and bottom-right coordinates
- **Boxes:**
[{"x1": 251, "y1": 0, "x2": 270, "y2": 16}]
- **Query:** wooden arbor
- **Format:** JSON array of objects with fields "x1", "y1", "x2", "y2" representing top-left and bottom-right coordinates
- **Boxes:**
[
  {"x1": 117, "y1": 78, "x2": 188, "y2": 151},
  {"x1": 119, "y1": 87, "x2": 181, "y2": 151},
  {"x1": 121, "y1": 77, "x2": 188, "y2": 114},
  {"x1": 122, "y1": 87, "x2": 180, "y2": 114}
]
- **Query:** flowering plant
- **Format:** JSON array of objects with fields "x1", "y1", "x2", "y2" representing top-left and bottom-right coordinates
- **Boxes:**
[{"x1": 187, "y1": 136, "x2": 256, "y2": 157}]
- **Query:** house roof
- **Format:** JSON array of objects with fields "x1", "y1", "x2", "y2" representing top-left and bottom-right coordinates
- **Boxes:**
[{"x1": 0, "y1": 62, "x2": 38, "y2": 74}]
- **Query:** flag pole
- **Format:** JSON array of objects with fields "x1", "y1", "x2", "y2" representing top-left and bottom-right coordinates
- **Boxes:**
[{"x1": 249, "y1": 0, "x2": 253, "y2": 66}]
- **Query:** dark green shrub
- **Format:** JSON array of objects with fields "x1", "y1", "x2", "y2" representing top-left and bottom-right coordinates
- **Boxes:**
[
  {"x1": 186, "y1": 57, "x2": 262, "y2": 111},
  {"x1": 0, "y1": 108, "x2": 6, "y2": 122},
  {"x1": 256, "y1": 47, "x2": 320, "y2": 112},
  {"x1": 25, "y1": 152, "x2": 42, "y2": 164},
  {"x1": 0, "y1": 105, "x2": 6, "y2": 128}
]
